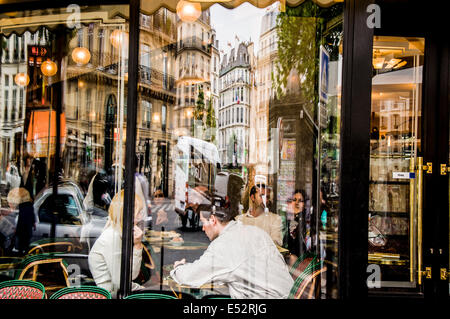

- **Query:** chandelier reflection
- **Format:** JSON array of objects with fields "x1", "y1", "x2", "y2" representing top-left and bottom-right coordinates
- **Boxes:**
[
  {"x1": 14, "y1": 73, "x2": 30, "y2": 86},
  {"x1": 72, "y1": 47, "x2": 91, "y2": 65},
  {"x1": 176, "y1": 0, "x2": 202, "y2": 23}
]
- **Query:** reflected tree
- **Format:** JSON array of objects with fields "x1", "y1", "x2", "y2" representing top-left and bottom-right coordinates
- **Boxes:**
[{"x1": 274, "y1": 3, "x2": 318, "y2": 110}]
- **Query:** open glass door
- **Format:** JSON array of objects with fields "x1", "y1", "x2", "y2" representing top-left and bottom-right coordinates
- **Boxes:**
[{"x1": 368, "y1": 36, "x2": 425, "y2": 292}]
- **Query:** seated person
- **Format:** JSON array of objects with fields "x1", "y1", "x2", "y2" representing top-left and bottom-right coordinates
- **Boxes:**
[
  {"x1": 287, "y1": 189, "x2": 311, "y2": 265},
  {"x1": 88, "y1": 190, "x2": 145, "y2": 298},
  {"x1": 236, "y1": 186, "x2": 283, "y2": 246},
  {"x1": 170, "y1": 206, "x2": 294, "y2": 299}
]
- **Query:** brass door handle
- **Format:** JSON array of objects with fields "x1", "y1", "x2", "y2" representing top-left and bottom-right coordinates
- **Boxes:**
[{"x1": 417, "y1": 157, "x2": 424, "y2": 285}]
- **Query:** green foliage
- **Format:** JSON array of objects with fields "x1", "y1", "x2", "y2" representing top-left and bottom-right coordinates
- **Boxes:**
[
  {"x1": 194, "y1": 87, "x2": 205, "y2": 122},
  {"x1": 206, "y1": 97, "x2": 216, "y2": 142},
  {"x1": 193, "y1": 87, "x2": 217, "y2": 141},
  {"x1": 274, "y1": 4, "x2": 319, "y2": 107}
]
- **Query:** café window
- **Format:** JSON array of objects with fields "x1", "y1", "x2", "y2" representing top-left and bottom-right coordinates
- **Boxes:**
[
  {"x1": 136, "y1": 0, "x2": 343, "y2": 300},
  {"x1": 0, "y1": 4, "x2": 129, "y2": 298},
  {"x1": 0, "y1": 0, "x2": 344, "y2": 300}
]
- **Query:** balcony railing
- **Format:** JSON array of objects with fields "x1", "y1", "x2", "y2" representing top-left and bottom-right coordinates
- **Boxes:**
[
  {"x1": 177, "y1": 36, "x2": 211, "y2": 55},
  {"x1": 138, "y1": 65, "x2": 176, "y2": 93}
]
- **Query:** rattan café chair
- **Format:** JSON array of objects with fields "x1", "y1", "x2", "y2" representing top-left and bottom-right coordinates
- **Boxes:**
[
  {"x1": 49, "y1": 286, "x2": 111, "y2": 299},
  {"x1": 0, "y1": 279, "x2": 45, "y2": 299},
  {"x1": 124, "y1": 292, "x2": 178, "y2": 300}
]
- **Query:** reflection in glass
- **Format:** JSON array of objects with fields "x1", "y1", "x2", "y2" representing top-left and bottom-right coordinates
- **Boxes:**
[
  {"x1": 138, "y1": 1, "x2": 343, "y2": 299},
  {"x1": 0, "y1": 0, "x2": 345, "y2": 299},
  {"x1": 368, "y1": 36, "x2": 424, "y2": 291},
  {"x1": 0, "y1": 5, "x2": 129, "y2": 298}
]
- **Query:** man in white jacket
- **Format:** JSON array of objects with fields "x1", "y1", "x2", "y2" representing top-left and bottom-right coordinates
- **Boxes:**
[{"x1": 170, "y1": 206, "x2": 294, "y2": 299}]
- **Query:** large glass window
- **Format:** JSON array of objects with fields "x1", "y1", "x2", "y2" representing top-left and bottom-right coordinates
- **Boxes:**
[
  {"x1": 137, "y1": 0, "x2": 343, "y2": 299},
  {"x1": 0, "y1": 4, "x2": 129, "y2": 298},
  {"x1": 0, "y1": 0, "x2": 343, "y2": 300}
]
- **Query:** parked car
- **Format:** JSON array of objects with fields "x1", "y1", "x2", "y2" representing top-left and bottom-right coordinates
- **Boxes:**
[{"x1": 30, "y1": 181, "x2": 108, "y2": 250}]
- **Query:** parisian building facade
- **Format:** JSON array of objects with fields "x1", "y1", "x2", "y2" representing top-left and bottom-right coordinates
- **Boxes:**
[{"x1": 218, "y1": 42, "x2": 254, "y2": 168}]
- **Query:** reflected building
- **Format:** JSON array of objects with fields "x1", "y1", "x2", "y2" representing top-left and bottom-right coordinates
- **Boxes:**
[
  {"x1": 249, "y1": 5, "x2": 279, "y2": 180},
  {"x1": 137, "y1": 8, "x2": 177, "y2": 197},
  {"x1": 209, "y1": 29, "x2": 220, "y2": 145},
  {"x1": 174, "y1": 10, "x2": 214, "y2": 139},
  {"x1": 0, "y1": 7, "x2": 177, "y2": 199},
  {"x1": 218, "y1": 41, "x2": 254, "y2": 168},
  {"x1": 0, "y1": 32, "x2": 29, "y2": 194}
]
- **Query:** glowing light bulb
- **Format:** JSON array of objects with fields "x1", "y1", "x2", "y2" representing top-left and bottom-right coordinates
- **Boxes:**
[
  {"x1": 14, "y1": 73, "x2": 30, "y2": 86},
  {"x1": 176, "y1": 0, "x2": 201, "y2": 23},
  {"x1": 72, "y1": 47, "x2": 91, "y2": 65},
  {"x1": 41, "y1": 60, "x2": 58, "y2": 77}
]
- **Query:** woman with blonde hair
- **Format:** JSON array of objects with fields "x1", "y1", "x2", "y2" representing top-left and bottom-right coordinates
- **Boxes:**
[
  {"x1": 7, "y1": 187, "x2": 34, "y2": 255},
  {"x1": 88, "y1": 190, "x2": 146, "y2": 298}
]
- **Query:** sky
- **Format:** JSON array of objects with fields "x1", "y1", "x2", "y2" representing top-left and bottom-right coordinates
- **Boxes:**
[{"x1": 209, "y1": 2, "x2": 279, "y2": 58}]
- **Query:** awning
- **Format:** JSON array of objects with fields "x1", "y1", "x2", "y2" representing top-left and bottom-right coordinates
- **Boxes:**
[
  {"x1": 0, "y1": 0, "x2": 342, "y2": 36},
  {"x1": 141, "y1": 0, "x2": 343, "y2": 15},
  {"x1": 26, "y1": 110, "x2": 66, "y2": 157}
]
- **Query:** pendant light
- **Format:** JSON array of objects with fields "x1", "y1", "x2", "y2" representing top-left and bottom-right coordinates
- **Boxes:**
[
  {"x1": 176, "y1": 0, "x2": 202, "y2": 23},
  {"x1": 72, "y1": 47, "x2": 91, "y2": 65},
  {"x1": 14, "y1": 73, "x2": 30, "y2": 86},
  {"x1": 41, "y1": 59, "x2": 58, "y2": 77},
  {"x1": 110, "y1": 29, "x2": 129, "y2": 49}
]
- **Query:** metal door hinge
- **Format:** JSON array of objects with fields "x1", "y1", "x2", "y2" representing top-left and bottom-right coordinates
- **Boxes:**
[
  {"x1": 441, "y1": 164, "x2": 447, "y2": 175},
  {"x1": 422, "y1": 267, "x2": 432, "y2": 279},
  {"x1": 424, "y1": 162, "x2": 432, "y2": 174},
  {"x1": 440, "y1": 268, "x2": 449, "y2": 280},
  {"x1": 418, "y1": 162, "x2": 432, "y2": 174}
]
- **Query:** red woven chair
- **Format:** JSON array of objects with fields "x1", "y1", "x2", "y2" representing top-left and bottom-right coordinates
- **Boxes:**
[
  {"x1": 0, "y1": 280, "x2": 45, "y2": 299},
  {"x1": 49, "y1": 286, "x2": 111, "y2": 299}
]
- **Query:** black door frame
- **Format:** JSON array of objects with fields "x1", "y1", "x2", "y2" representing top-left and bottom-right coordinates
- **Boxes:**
[{"x1": 339, "y1": 0, "x2": 450, "y2": 299}]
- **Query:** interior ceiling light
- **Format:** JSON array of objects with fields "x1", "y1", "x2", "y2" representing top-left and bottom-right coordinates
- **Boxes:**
[
  {"x1": 71, "y1": 47, "x2": 91, "y2": 65},
  {"x1": 393, "y1": 60, "x2": 407, "y2": 69},
  {"x1": 177, "y1": 0, "x2": 202, "y2": 23},
  {"x1": 385, "y1": 58, "x2": 402, "y2": 69},
  {"x1": 372, "y1": 57, "x2": 385, "y2": 70},
  {"x1": 14, "y1": 73, "x2": 30, "y2": 86}
]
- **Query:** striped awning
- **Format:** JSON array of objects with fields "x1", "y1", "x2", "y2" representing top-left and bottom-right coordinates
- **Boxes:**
[{"x1": 142, "y1": 0, "x2": 343, "y2": 15}]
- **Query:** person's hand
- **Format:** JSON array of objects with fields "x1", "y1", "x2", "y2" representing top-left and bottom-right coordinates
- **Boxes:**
[
  {"x1": 174, "y1": 258, "x2": 186, "y2": 268},
  {"x1": 156, "y1": 209, "x2": 168, "y2": 225},
  {"x1": 133, "y1": 225, "x2": 143, "y2": 249}
]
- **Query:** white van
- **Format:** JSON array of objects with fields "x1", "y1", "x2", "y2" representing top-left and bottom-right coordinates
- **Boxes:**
[{"x1": 174, "y1": 136, "x2": 221, "y2": 229}]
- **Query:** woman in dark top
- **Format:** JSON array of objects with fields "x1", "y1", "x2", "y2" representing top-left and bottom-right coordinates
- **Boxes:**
[
  {"x1": 287, "y1": 189, "x2": 309, "y2": 264},
  {"x1": 7, "y1": 188, "x2": 35, "y2": 255}
]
